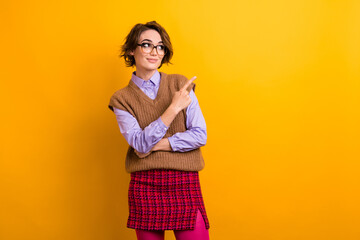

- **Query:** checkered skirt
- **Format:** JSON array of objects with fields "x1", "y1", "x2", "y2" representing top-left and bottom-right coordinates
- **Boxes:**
[{"x1": 127, "y1": 169, "x2": 210, "y2": 230}]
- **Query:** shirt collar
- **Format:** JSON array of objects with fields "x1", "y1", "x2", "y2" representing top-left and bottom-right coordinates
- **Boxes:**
[{"x1": 131, "y1": 70, "x2": 160, "y2": 88}]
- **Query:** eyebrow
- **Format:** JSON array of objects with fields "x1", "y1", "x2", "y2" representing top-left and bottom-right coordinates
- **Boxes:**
[{"x1": 141, "y1": 39, "x2": 163, "y2": 43}]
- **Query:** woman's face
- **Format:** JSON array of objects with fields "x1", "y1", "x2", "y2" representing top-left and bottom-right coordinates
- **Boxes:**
[{"x1": 130, "y1": 29, "x2": 164, "y2": 71}]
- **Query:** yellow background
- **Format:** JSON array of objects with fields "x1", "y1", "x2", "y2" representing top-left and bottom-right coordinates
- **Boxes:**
[{"x1": 1, "y1": 0, "x2": 359, "y2": 239}]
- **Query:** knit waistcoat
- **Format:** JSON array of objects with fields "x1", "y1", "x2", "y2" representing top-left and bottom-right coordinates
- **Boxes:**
[{"x1": 108, "y1": 72, "x2": 205, "y2": 173}]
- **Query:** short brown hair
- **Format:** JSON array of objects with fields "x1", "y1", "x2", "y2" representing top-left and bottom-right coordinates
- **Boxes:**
[{"x1": 119, "y1": 21, "x2": 173, "y2": 68}]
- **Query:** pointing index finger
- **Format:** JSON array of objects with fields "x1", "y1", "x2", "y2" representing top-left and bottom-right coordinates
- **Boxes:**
[{"x1": 180, "y1": 76, "x2": 196, "y2": 92}]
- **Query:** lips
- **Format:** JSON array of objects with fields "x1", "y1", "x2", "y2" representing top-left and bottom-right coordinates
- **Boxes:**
[{"x1": 147, "y1": 58, "x2": 158, "y2": 63}]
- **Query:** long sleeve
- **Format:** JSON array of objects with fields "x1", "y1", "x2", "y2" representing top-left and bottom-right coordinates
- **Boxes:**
[
  {"x1": 167, "y1": 89, "x2": 207, "y2": 152},
  {"x1": 112, "y1": 70, "x2": 207, "y2": 153},
  {"x1": 113, "y1": 108, "x2": 169, "y2": 154},
  {"x1": 113, "y1": 89, "x2": 206, "y2": 153}
]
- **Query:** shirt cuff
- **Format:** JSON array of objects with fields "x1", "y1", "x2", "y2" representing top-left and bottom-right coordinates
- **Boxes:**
[
  {"x1": 154, "y1": 117, "x2": 169, "y2": 135},
  {"x1": 167, "y1": 136, "x2": 177, "y2": 152},
  {"x1": 157, "y1": 117, "x2": 169, "y2": 130}
]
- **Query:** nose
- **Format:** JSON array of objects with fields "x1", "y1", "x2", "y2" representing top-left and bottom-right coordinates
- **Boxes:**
[{"x1": 150, "y1": 47, "x2": 158, "y2": 56}]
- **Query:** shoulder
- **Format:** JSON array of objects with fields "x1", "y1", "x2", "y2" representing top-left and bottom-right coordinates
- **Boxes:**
[
  {"x1": 108, "y1": 85, "x2": 135, "y2": 112},
  {"x1": 110, "y1": 85, "x2": 133, "y2": 100}
]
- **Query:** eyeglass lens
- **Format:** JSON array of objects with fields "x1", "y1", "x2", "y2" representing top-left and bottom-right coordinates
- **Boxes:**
[{"x1": 141, "y1": 43, "x2": 165, "y2": 55}]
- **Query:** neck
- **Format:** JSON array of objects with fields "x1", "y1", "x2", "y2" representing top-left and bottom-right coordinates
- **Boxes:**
[{"x1": 135, "y1": 67, "x2": 157, "y2": 81}]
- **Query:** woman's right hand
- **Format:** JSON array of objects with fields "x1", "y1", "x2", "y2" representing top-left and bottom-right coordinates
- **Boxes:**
[
  {"x1": 134, "y1": 149, "x2": 152, "y2": 158},
  {"x1": 170, "y1": 76, "x2": 196, "y2": 113}
]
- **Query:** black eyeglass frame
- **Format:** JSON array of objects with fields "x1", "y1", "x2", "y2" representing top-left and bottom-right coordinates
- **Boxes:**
[{"x1": 136, "y1": 43, "x2": 167, "y2": 56}]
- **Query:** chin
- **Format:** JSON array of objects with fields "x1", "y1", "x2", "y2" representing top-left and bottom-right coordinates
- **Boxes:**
[{"x1": 146, "y1": 64, "x2": 160, "y2": 71}]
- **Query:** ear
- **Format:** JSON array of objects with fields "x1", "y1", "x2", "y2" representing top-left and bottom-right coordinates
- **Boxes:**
[{"x1": 129, "y1": 50, "x2": 134, "y2": 56}]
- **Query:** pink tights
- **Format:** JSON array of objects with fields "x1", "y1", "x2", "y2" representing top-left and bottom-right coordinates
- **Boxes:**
[{"x1": 135, "y1": 209, "x2": 209, "y2": 240}]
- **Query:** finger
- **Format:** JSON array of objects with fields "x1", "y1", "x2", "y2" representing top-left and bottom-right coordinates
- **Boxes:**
[{"x1": 180, "y1": 76, "x2": 196, "y2": 91}]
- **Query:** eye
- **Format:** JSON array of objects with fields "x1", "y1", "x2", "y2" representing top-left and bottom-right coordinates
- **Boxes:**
[
  {"x1": 157, "y1": 45, "x2": 165, "y2": 50},
  {"x1": 142, "y1": 43, "x2": 151, "y2": 48}
]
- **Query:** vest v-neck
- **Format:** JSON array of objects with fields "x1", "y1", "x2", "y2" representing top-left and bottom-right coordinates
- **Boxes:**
[{"x1": 129, "y1": 72, "x2": 167, "y2": 104}]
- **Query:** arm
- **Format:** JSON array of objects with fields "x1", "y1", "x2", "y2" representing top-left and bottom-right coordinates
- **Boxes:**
[
  {"x1": 168, "y1": 89, "x2": 207, "y2": 152},
  {"x1": 151, "y1": 89, "x2": 207, "y2": 152},
  {"x1": 113, "y1": 76, "x2": 197, "y2": 156},
  {"x1": 113, "y1": 107, "x2": 169, "y2": 154}
]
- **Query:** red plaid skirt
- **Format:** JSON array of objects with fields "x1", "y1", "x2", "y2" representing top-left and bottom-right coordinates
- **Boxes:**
[{"x1": 127, "y1": 169, "x2": 210, "y2": 230}]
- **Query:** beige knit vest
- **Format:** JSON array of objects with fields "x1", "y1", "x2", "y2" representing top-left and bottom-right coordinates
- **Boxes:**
[{"x1": 108, "y1": 72, "x2": 205, "y2": 173}]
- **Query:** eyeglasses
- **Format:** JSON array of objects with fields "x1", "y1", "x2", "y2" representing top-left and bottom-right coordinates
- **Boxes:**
[{"x1": 137, "y1": 42, "x2": 166, "y2": 56}]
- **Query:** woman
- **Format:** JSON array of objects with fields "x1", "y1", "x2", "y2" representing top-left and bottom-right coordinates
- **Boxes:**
[{"x1": 108, "y1": 21, "x2": 210, "y2": 240}]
